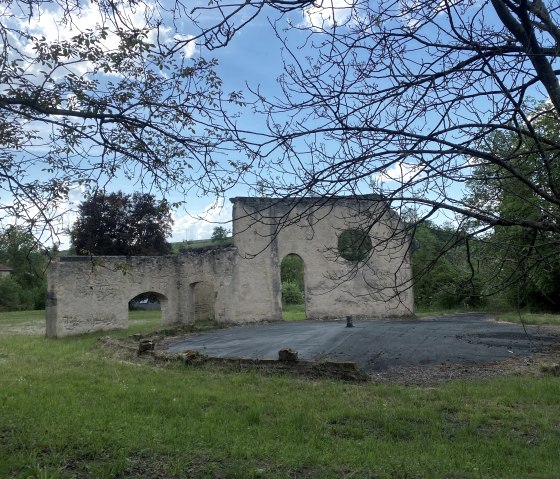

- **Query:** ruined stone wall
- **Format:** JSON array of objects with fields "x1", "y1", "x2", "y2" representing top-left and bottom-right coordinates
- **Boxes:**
[
  {"x1": 46, "y1": 248, "x2": 237, "y2": 338},
  {"x1": 47, "y1": 195, "x2": 413, "y2": 337},
  {"x1": 230, "y1": 196, "x2": 414, "y2": 322},
  {"x1": 180, "y1": 247, "x2": 237, "y2": 324}
]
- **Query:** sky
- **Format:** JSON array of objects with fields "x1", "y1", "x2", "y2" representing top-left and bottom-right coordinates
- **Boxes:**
[
  {"x1": 14, "y1": 0, "x2": 360, "y2": 246},
  {"x1": 4, "y1": 0, "x2": 553, "y2": 247},
  {"x1": 2, "y1": 0, "x2": 299, "y2": 245}
]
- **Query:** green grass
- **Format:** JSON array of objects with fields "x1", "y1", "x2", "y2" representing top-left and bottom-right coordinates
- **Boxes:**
[
  {"x1": 1, "y1": 311, "x2": 560, "y2": 478},
  {"x1": 0, "y1": 309, "x2": 44, "y2": 329},
  {"x1": 416, "y1": 307, "x2": 560, "y2": 326},
  {"x1": 415, "y1": 306, "x2": 491, "y2": 318},
  {"x1": 282, "y1": 303, "x2": 306, "y2": 321},
  {"x1": 496, "y1": 311, "x2": 560, "y2": 326},
  {"x1": 171, "y1": 237, "x2": 233, "y2": 253}
]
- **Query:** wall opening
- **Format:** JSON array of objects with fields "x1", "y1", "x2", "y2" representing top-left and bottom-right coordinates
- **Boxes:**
[
  {"x1": 128, "y1": 291, "x2": 166, "y2": 326},
  {"x1": 190, "y1": 281, "x2": 215, "y2": 322},
  {"x1": 338, "y1": 228, "x2": 372, "y2": 262},
  {"x1": 281, "y1": 254, "x2": 306, "y2": 320}
]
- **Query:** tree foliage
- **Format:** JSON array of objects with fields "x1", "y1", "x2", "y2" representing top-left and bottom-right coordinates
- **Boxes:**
[
  {"x1": 465, "y1": 105, "x2": 560, "y2": 310},
  {"x1": 281, "y1": 254, "x2": 305, "y2": 305},
  {"x1": 412, "y1": 222, "x2": 485, "y2": 310},
  {"x1": 71, "y1": 191, "x2": 173, "y2": 256},
  {"x1": 281, "y1": 254, "x2": 304, "y2": 292},
  {"x1": 3, "y1": 0, "x2": 560, "y2": 303},
  {"x1": 0, "y1": 0, "x2": 244, "y2": 244},
  {"x1": 0, "y1": 226, "x2": 48, "y2": 310}
]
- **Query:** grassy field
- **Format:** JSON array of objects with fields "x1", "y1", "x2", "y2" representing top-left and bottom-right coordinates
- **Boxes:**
[
  {"x1": 1, "y1": 310, "x2": 559, "y2": 478},
  {"x1": 171, "y1": 238, "x2": 233, "y2": 253},
  {"x1": 496, "y1": 311, "x2": 560, "y2": 326},
  {"x1": 416, "y1": 307, "x2": 560, "y2": 326}
]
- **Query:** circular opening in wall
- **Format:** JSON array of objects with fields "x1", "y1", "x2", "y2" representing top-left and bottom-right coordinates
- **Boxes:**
[{"x1": 338, "y1": 228, "x2": 372, "y2": 262}]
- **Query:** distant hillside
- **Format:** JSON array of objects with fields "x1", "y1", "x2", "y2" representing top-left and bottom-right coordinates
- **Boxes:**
[{"x1": 171, "y1": 238, "x2": 233, "y2": 253}]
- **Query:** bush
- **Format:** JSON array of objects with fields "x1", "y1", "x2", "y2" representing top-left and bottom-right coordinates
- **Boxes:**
[
  {"x1": 282, "y1": 281, "x2": 304, "y2": 305},
  {"x1": 0, "y1": 277, "x2": 45, "y2": 311},
  {"x1": 0, "y1": 277, "x2": 21, "y2": 311},
  {"x1": 281, "y1": 255, "x2": 305, "y2": 291}
]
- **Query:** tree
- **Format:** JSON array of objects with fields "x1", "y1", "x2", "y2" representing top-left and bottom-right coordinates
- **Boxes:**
[
  {"x1": 0, "y1": 226, "x2": 48, "y2": 310},
  {"x1": 281, "y1": 254, "x2": 305, "y2": 304},
  {"x1": 71, "y1": 191, "x2": 173, "y2": 256},
  {"x1": 281, "y1": 254, "x2": 304, "y2": 292},
  {"x1": 0, "y1": 0, "x2": 244, "y2": 245},
  {"x1": 211, "y1": 226, "x2": 230, "y2": 242},
  {"x1": 411, "y1": 222, "x2": 485, "y2": 309},
  {"x1": 465, "y1": 105, "x2": 560, "y2": 310},
  {"x1": 4, "y1": 0, "x2": 560, "y2": 301},
  {"x1": 185, "y1": 0, "x2": 560, "y2": 298}
]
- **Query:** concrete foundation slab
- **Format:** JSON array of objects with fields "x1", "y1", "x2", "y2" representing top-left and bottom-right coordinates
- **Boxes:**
[{"x1": 165, "y1": 315, "x2": 560, "y2": 373}]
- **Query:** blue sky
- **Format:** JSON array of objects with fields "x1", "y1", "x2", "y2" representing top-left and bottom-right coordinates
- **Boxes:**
[
  {"x1": 3, "y1": 0, "x2": 468, "y2": 246},
  {"x1": 2, "y1": 0, "x2": 300, "y2": 245},
  {"x1": 5, "y1": 0, "x2": 554, "y2": 246}
]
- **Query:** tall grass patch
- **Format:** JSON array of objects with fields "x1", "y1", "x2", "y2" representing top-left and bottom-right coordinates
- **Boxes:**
[{"x1": 497, "y1": 311, "x2": 560, "y2": 325}]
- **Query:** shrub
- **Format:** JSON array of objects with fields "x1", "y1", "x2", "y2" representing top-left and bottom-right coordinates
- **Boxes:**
[{"x1": 282, "y1": 281, "x2": 304, "y2": 305}]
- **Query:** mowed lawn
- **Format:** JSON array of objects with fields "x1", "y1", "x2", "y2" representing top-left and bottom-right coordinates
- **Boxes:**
[{"x1": 1, "y1": 311, "x2": 559, "y2": 478}]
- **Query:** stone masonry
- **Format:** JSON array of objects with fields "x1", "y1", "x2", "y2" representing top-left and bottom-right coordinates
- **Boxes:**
[{"x1": 46, "y1": 195, "x2": 414, "y2": 337}]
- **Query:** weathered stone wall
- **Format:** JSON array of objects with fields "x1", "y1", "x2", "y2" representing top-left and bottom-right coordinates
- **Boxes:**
[
  {"x1": 46, "y1": 248, "x2": 237, "y2": 337},
  {"x1": 47, "y1": 195, "x2": 413, "y2": 337},
  {"x1": 230, "y1": 196, "x2": 413, "y2": 322}
]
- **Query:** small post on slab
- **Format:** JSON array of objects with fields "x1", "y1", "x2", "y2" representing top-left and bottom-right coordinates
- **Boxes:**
[{"x1": 346, "y1": 315, "x2": 354, "y2": 328}]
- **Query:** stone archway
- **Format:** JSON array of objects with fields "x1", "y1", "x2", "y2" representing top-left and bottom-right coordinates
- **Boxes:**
[{"x1": 128, "y1": 291, "x2": 167, "y2": 324}]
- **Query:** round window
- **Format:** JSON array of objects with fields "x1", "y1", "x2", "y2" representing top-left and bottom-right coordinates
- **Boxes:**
[{"x1": 337, "y1": 228, "x2": 372, "y2": 262}]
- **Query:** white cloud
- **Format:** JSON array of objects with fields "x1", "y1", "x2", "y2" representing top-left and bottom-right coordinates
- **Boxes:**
[
  {"x1": 171, "y1": 199, "x2": 232, "y2": 242},
  {"x1": 8, "y1": 2, "x2": 194, "y2": 82},
  {"x1": 174, "y1": 34, "x2": 197, "y2": 59},
  {"x1": 303, "y1": 0, "x2": 357, "y2": 30},
  {"x1": 0, "y1": 182, "x2": 84, "y2": 249},
  {"x1": 12, "y1": 3, "x2": 110, "y2": 78},
  {"x1": 374, "y1": 161, "x2": 425, "y2": 185}
]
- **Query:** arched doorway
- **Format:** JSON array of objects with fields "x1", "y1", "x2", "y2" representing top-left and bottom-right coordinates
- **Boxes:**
[
  {"x1": 190, "y1": 281, "x2": 215, "y2": 322},
  {"x1": 128, "y1": 291, "x2": 167, "y2": 328},
  {"x1": 280, "y1": 254, "x2": 306, "y2": 320}
]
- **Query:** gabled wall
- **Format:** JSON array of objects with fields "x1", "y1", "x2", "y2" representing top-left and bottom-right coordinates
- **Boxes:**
[{"x1": 230, "y1": 196, "x2": 413, "y2": 322}]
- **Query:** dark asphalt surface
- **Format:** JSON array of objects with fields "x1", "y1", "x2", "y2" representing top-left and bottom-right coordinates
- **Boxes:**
[{"x1": 166, "y1": 315, "x2": 560, "y2": 373}]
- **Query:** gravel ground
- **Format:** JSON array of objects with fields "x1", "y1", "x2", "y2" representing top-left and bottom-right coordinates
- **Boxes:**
[{"x1": 369, "y1": 348, "x2": 560, "y2": 385}]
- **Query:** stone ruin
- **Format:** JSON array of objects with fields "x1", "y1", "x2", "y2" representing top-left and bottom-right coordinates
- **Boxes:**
[{"x1": 46, "y1": 195, "x2": 414, "y2": 337}]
